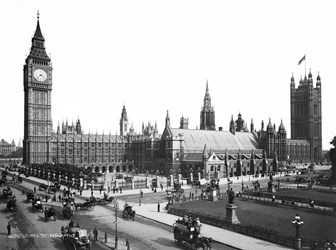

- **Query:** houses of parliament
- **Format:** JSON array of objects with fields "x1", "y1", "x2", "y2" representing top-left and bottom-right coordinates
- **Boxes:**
[{"x1": 23, "y1": 15, "x2": 322, "y2": 178}]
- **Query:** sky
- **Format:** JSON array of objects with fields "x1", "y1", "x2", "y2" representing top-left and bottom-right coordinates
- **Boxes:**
[{"x1": 0, "y1": 0, "x2": 335, "y2": 150}]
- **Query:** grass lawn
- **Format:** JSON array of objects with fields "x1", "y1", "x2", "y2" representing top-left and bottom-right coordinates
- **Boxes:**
[
  {"x1": 276, "y1": 189, "x2": 336, "y2": 203},
  {"x1": 171, "y1": 198, "x2": 336, "y2": 241}
]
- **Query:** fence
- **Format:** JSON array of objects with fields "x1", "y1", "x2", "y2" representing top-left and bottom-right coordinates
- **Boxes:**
[
  {"x1": 168, "y1": 207, "x2": 336, "y2": 249},
  {"x1": 244, "y1": 188, "x2": 336, "y2": 211}
]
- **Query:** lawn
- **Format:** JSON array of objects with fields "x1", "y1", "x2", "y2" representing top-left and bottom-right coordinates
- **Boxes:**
[
  {"x1": 171, "y1": 198, "x2": 336, "y2": 241},
  {"x1": 276, "y1": 189, "x2": 336, "y2": 203}
]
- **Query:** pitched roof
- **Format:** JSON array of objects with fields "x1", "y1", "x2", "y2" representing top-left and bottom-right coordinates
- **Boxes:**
[{"x1": 169, "y1": 128, "x2": 259, "y2": 152}]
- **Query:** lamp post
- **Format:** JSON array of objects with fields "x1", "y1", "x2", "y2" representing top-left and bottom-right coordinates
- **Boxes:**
[
  {"x1": 114, "y1": 199, "x2": 119, "y2": 249},
  {"x1": 292, "y1": 214, "x2": 304, "y2": 249}
]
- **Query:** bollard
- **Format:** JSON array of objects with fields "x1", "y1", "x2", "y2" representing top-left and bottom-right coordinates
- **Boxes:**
[
  {"x1": 126, "y1": 238, "x2": 129, "y2": 246},
  {"x1": 105, "y1": 232, "x2": 107, "y2": 243}
]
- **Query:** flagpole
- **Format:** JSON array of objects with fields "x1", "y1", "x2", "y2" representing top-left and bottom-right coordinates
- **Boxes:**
[{"x1": 305, "y1": 54, "x2": 306, "y2": 76}]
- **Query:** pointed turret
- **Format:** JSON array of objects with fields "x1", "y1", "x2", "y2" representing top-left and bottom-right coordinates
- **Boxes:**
[
  {"x1": 229, "y1": 115, "x2": 235, "y2": 135},
  {"x1": 165, "y1": 110, "x2": 170, "y2": 128},
  {"x1": 250, "y1": 118, "x2": 254, "y2": 132}
]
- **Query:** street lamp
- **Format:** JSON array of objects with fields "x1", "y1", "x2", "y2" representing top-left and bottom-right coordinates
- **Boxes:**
[
  {"x1": 292, "y1": 214, "x2": 304, "y2": 249},
  {"x1": 114, "y1": 199, "x2": 119, "y2": 249}
]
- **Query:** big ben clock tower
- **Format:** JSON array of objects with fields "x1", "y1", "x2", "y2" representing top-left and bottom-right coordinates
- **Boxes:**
[{"x1": 23, "y1": 12, "x2": 53, "y2": 164}]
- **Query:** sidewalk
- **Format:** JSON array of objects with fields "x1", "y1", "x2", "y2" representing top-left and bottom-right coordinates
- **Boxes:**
[{"x1": 2, "y1": 168, "x2": 290, "y2": 250}]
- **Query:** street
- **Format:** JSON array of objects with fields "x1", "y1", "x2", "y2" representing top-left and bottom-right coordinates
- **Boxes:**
[{"x1": 0, "y1": 176, "x2": 232, "y2": 250}]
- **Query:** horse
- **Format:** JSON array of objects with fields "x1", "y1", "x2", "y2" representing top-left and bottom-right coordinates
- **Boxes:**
[
  {"x1": 198, "y1": 237, "x2": 213, "y2": 250},
  {"x1": 62, "y1": 206, "x2": 74, "y2": 220},
  {"x1": 44, "y1": 207, "x2": 56, "y2": 222}
]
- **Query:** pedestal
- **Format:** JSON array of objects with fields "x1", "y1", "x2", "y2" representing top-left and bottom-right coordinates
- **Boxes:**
[
  {"x1": 225, "y1": 204, "x2": 240, "y2": 224},
  {"x1": 294, "y1": 237, "x2": 301, "y2": 249},
  {"x1": 267, "y1": 181, "x2": 276, "y2": 193},
  {"x1": 208, "y1": 190, "x2": 218, "y2": 202}
]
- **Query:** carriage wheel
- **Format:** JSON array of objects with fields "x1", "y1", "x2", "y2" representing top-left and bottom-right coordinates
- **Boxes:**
[
  {"x1": 87, "y1": 205, "x2": 94, "y2": 211},
  {"x1": 101, "y1": 200, "x2": 107, "y2": 205}
]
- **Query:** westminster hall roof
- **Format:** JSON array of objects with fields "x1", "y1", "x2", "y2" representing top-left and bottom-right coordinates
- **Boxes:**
[{"x1": 168, "y1": 128, "x2": 260, "y2": 152}]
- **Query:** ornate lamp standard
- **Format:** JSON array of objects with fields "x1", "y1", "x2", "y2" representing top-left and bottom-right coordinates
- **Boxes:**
[
  {"x1": 114, "y1": 199, "x2": 119, "y2": 249},
  {"x1": 292, "y1": 214, "x2": 304, "y2": 249}
]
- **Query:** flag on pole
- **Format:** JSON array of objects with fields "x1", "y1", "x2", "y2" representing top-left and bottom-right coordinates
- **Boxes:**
[{"x1": 298, "y1": 55, "x2": 306, "y2": 65}]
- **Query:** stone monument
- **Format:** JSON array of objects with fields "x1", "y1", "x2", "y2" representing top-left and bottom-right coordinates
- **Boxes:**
[{"x1": 225, "y1": 188, "x2": 240, "y2": 224}]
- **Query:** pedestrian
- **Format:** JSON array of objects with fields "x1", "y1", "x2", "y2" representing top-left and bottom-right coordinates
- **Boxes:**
[
  {"x1": 99, "y1": 187, "x2": 102, "y2": 194},
  {"x1": 140, "y1": 190, "x2": 143, "y2": 198},
  {"x1": 195, "y1": 189, "x2": 197, "y2": 195},
  {"x1": 93, "y1": 227, "x2": 98, "y2": 242},
  {"x1": 157, "y1": 202, "x2": 160, "y2": 212},
  {"x1": 45, "y1": 194, "x2": 48, "y2": 202},
  {"x1": 80, "y1": 188, "x2": 82, "y2": 196},
  {"x1": 7, "y1": 222, "x2": 11, "y2": 235},
  {"x1": 58, "y1": 194, "x2": 62, "y2": 202},
  {"x1": 53, "y1": 194, "x2": 56, "y2": 202},
  {"x1": 160, "y1": 183, "x2": 163, "y2": 190},
  {"x1": 192, "y1": 193, "x2": 194, "y2": 199},
  {"x1": 120, "y1": 187, "x2": 122, "y2": 194},
  {"x1": 272, "y1": 195, "x2": 275, "y2": 202},
  {"x1": 34, "y1": 186, "x2": 36, "y2": 194},
  {"x1": 91, "y1": 190, "x2": 93, "y2": 198}
]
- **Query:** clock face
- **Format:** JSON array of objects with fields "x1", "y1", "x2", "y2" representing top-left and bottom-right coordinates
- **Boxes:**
[{"x1": 33, "y1": 69, "x2": 47, "y2": 82}]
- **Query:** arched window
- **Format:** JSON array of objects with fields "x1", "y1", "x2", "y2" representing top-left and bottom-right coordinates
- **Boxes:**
[{"x1": 210, "y1": 165, "x2": 214, "y2": 171}]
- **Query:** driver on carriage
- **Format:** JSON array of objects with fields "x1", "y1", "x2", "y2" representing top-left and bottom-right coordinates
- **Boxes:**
[
  {"x1": 104, "y1": 192, "x2": 108, "y2": 200},
  {"x1": 124, "y1": 202, "x2": 129, "y2": 208}
]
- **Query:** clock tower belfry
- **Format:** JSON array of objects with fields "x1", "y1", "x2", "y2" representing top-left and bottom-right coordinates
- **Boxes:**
[{"x1": 23, "y1": 12, "x2": 53, "y2": 164}]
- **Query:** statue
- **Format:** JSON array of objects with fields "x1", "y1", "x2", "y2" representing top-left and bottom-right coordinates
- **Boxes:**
[{"x1": 228, "y1": 188, "x2": 235, "y2": 204}]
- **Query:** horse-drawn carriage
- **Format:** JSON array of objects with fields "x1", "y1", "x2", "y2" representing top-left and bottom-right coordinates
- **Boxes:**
[
  {"x1": 90, "y1": 196, "x2": 108, "y2": 206},
  {"x1": 26, "y1": 191, "x2": 35, "y2": 203},
  {"x1": 39, "y1": 183, "x2": 48, "y2": 191},
  {"x1": 7, "y1": 196, "x2": 17, "y2": 212},
  {"x1": 61, "y1": 223, "x2": 91, "y2": 250},
  {"x1": 32, "y1": 197, "x2": 43, "y2": 212},
  {"x1": 74, "y1": 199, "x2": 95, "y2": 211},
  {"x1": 62, "y1": 206, "x2": 74, "y2": 220},
  {"x1": 62, "y1": 196, "x2": 75, "y2": 208},
  {"x1": 32, "y1": 197, "x2": 43, "y2": 213},
  {"x1": 44, "y1": 206, "x2": 57, "y2": 222},
  {"x1": 1, "y1": 186, "x2": 13, "y2": 199},
  {"x1": 122, "y1": 204, "x2": 135, "y2": 221},
  {"x1": 173, "y1": 216, "x2": 213, "y2": 250},
  {"x1": 0, "y1": 177, "x2": 6, "y2": 186}
]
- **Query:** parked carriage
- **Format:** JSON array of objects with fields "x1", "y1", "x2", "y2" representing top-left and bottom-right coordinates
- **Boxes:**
[
  {"x1": 44, "y1": 206, "x2": 57, "y2": 222},
  {"x1": 122, "y1": 204, "x2": 135, "y2": 221},
  {"x1": 1, "y1": 186, "x2": 13, "y2": 199},
  {"x1": 61, "y1": 224, "x2": 91, "y2": 250},
  {"x1": 26, "y1": 191, "x2": 35, "y2": 203},
  {"x1": 7, "y1": 196, "x2": 17, "y2": 212},
  {"x1": 173, "y1": 216, "x2": 213, "y2": 250},
  {"x1": 39, "y1": 183, "x2": 48, "y2": 191},
  {"x1": 32, "y1": 197, "x2": 43, "y2": 212}
]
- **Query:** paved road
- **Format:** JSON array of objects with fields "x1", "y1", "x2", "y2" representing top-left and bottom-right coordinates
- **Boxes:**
[{"x1": 0, "y1": 175, "x2": 234, "y2": 250}]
